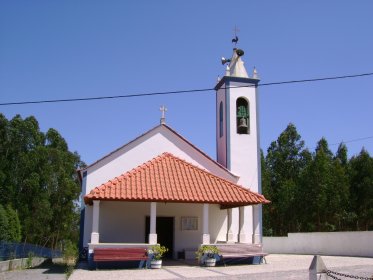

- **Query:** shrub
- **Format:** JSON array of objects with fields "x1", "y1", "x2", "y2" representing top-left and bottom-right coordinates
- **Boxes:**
[
  {"x1": 62, "y1": 240, "x2": 78, "y2": 265},
  {"x1": 149, "y1": 245, "x2": 168, "y2": 260},
  {"x1": 195, "y1": 245, "x2": 220, "y2": 260}
]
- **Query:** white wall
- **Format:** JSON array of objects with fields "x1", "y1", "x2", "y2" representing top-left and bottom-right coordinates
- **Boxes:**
[
  {"x1": 209, "y1": 204, "x2": 228, "y2": 243},
  {"x1": 263, "y1": 231, "x2": 373, "y2": 257},
  {"x1": 216, "y1": 87, "x2": 227, "y2": 167},
  {"x1": 84, "y1": 201, "x2": 229, "y2": 258},
  {"x1": 83, "y1": 126, "x2": 237, "y2": 197},
  {"x1": 228, "y1": 82, "x2": 259, "y2": 191},
  {"x1": 215, "y1": 79, "x2": 261, "y2": 243}
]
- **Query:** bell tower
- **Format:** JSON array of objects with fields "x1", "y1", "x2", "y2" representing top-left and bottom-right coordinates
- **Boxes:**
[{"x1": 215, "y1": 46, "x2": 262, "y2": 244}]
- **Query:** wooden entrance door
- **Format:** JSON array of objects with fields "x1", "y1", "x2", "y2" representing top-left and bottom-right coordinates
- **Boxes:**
[{"x1": 145, "y1": 216, "x2": 174, "y2": 259}]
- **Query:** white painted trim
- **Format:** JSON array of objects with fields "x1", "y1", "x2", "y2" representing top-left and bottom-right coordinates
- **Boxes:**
[
  {"x1": 226, "y1": 208, "x2": 234, "y2": 242},
  {"x1": 252, "y1": 205, "x2": 260, "y2": 244},
  {"x1": 202, "y1": 204, "x2": 210, "y2": 244},
  {"x1": 255, "y1": 84, "x2": 263, "y2": 241},
  {"x1": 239, "y1": 206, "x2": 248, "y2": 243},
  {"x1": 91, "y1": 200, "x2": 100, "y2": 244},
  {"x1": 149, "y1": 202, "x2": 157, "y2": 244}
]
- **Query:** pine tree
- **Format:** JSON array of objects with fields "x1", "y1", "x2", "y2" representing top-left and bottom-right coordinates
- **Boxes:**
[
  {"x1": 349, "y1": 148, "x2": 373, "y2": 230},
  {"x1": 0, "y1": 204, "x2": 10, "y2": 241},
  {"x1": 264, "y1": 123, "x2": 307, "y2": 235},
  {"x1": 6, "y1": 205, "x2": 21, "y2": 242}
]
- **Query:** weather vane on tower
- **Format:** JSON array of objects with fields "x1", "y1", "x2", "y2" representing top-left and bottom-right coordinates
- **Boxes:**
[
  {"x1": 232, "y1": 25, "x2": 239, "y2": 46},
  {"x1": 221, "y1": 25, "x2": 243, "y2": 66}
]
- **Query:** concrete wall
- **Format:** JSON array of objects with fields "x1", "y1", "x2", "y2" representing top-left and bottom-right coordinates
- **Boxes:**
[
  {"x1": 263, "y1": 231, "x2": 373, "y2": 257},
  {"x1": 0, "y1": 257, "x2": 46, "y2": 272}
]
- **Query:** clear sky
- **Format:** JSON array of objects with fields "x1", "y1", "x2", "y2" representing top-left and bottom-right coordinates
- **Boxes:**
[{"x1": 1, "y1": 1, "x2": 372, "y2": 165}]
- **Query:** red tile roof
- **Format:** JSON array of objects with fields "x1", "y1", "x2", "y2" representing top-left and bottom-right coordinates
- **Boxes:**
[{"x1": 84, "y1": 152, "x2": 269, "y2": 208}]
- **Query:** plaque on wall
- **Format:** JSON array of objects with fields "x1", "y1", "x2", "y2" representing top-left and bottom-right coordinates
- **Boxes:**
[{"x1": 181, "y1": 216, "x2": 198, "y2": 231}]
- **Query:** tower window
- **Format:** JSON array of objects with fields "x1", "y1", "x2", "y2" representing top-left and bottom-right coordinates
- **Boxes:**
[
  {"x1": 236, "y1": 98, "x2": 249, "y2": 134},
  {"x1": 219, "y1": 102, "x2": 223, "y2": 138}
]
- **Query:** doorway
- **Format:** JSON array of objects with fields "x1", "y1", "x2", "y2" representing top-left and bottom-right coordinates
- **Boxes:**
[{"x1": 145, "y1": 216, "x2": 174, "y2": 259}]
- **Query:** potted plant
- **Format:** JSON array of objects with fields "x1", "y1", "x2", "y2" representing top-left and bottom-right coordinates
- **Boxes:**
[
  {"x1": 149, "y1": 245, "x2": 168, "y2": 269},
  {"x1": 195, "y1": 245, "x2": 220, "y2": 267}
]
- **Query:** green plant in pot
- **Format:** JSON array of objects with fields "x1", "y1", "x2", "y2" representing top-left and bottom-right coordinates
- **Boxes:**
[
  {"x1": 149, "y1": 245, "x2": 168, "y2": 269},
  {"x1": 195, "y1": 245, "x2": 220, "y2": 267}
]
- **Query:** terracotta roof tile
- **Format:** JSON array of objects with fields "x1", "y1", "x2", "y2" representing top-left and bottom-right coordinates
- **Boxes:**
[{"x1": 84, "y1": 152, "x2": 270, "y2": 207}]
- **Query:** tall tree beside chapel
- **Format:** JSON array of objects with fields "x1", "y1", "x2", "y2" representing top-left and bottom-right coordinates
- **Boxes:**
[
  {"x1": 0, "y1": 114, "x2": 84, "y2": 248},
  {"x1": 264, "y1": 123, "x2": 307, "y2": 235},
  {"x1": 349, "y1": 148, "x2": 373, "y2": 230}
]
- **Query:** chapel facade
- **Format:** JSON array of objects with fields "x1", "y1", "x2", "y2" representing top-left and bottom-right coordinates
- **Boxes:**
[{"x1": 78, "y1": 45, "x2": 268, "y2": 260}]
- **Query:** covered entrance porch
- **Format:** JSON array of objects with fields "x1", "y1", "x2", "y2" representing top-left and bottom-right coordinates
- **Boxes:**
[
  {"x1": 85, "y1": 200, "x2": 267, "y2": 260},
  {"x1": 83, "y1": 153, "x2": 269, "y2": 262}
]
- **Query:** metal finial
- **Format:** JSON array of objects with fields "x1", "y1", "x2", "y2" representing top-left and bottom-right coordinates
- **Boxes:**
[
  {"x1": 160, "y1": 105, "x2": 167, "y2": 124},
  {"x1": 253, "y1": 67, "x2": 259, "y2": 79}
]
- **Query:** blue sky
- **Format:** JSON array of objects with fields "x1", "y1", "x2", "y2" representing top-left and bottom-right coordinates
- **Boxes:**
[{"x1": 1, "y1": 1, "x2": 372, "y2": 164}]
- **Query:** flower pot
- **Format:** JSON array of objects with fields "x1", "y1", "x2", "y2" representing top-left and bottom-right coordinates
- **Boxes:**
[
  {"x1": 150, "y1": 259, "x2": 162, "y2": 269},
  {"x1": 205, "y1": 258, "x2": 216, "y2": 267}
]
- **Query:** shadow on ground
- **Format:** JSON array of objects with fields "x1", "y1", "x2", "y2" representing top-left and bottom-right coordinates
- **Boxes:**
[{"x1": 32, "y1": 258, "x2": 70, "y2": 275}]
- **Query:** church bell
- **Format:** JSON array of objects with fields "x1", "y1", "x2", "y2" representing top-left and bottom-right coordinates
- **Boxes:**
[{"x1": 238, "y1": 117, "x2": 248, "y2": 134}]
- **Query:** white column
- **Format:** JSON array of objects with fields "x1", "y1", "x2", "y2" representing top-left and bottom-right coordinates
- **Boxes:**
[
  {"x1": 149, "y1": 202, "x2": 157, "y2": 244},
  {"x1": 91, "y1": 200, "x2": 100, "y2": 244},
  {"x1": 202, "y1": 204, "x2": 210, "y2": 244},
  {"x1": 226, "y1": 208, "x2": 235, "y2": 243},
  {"x1": 252, "y1": 205, "x2": 261, "y2": 244},
  {"x1": 239, "y1": 206, "x2": 248, "y2": 243}
]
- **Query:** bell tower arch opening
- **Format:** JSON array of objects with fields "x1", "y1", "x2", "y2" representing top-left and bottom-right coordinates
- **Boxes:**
[
  {"x1": 236, "y1": 97, "x2": 249, "y2": 134},
  {"x1": 219, "y1": 101, "x2": 224, "y2": 138}
]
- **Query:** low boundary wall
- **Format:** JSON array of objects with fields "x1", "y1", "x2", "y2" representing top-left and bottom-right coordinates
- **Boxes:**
[
  {"x1": 0, "y1": 257, "x2": 46, "y2": 272},
  {"x1": 263, "y1": 231, "x2": 373, "y2": 257}
]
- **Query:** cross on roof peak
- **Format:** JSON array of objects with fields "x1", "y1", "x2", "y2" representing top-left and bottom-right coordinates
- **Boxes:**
[{"x1": 160, "y1": 105, "x2": 167, "y2": 124}]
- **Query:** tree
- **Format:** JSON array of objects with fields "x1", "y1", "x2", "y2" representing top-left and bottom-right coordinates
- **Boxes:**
[
  {"x1": 0, "y1": 204, "x2": 10, "y2": 241},
  {"x1": 301, "y1": 138, "x2": 333, "y2": 231},
  {"x1": 6, "y1": 205, "x2": 21, "y2": 242},
  {"x1": 332, "y1": 143, "x2": 350, "y2": 230},
  {"x1": 262, "y1": 124, "x2": 373, "y2": 235},
  {"x1": 335, "y1": 143, "x2": 348, "y2": 166},
  {"x1": 349, "y1": 148, "x2": 373, "y2": 230},
  {"x1": 261, "y1": 149, "x2": 273, "y2": 236},
  {"x1": 0, "y1": 114, "x2": 85, "y2": 247},
  {"x1": 264, "y1": 123, "x2": 307, "y2": 235}
]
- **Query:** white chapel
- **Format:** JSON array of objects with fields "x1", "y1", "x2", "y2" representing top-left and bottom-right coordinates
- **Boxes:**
[{"x1": 78, "y1": 45, "x2": 269, "y2": 261}]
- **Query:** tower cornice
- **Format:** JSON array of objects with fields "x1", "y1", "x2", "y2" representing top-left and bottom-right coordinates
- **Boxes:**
[{"x1": 214, "y1": 76, "x2": 260, "y2": 91}]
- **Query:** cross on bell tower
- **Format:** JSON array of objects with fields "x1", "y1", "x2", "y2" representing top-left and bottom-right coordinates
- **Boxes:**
[{"x1": 160, "y1": 105, "x2": 167, "y2": 124}]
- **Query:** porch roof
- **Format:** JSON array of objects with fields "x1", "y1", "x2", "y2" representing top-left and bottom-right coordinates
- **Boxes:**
[{"x1": 84, "y1": 152, "x2": 269, "y2": 208}]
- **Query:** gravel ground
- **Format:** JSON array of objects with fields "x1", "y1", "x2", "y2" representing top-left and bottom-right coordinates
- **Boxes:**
[
  {"x1": 70, "y1": 255, "x2": 373, "y2": 280},
  {"x1": 2, "y1": 255, "x2": 373, "y2": 280},
  {"x1": 0, "y1": 260, "x2": 67, "y2": 280}
]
